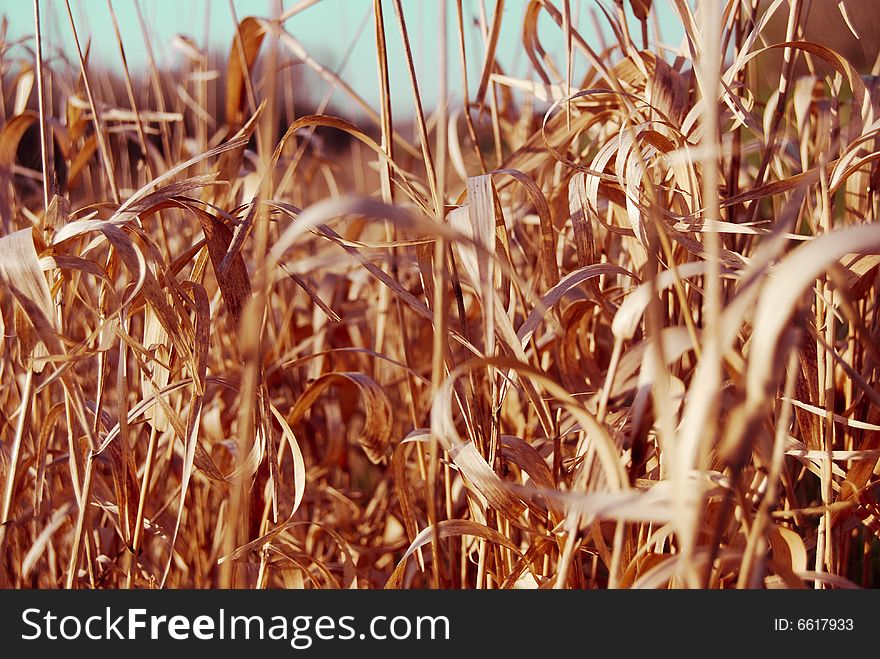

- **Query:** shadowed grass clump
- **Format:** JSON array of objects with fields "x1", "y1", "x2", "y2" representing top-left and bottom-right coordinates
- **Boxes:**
[{"x1": 0, "y1": 0, "x2": 879, "y2": 589}]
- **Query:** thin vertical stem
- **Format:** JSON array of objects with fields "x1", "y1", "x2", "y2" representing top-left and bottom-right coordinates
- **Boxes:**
[
  {"x1": 0, "y1": 368, "x2": 35, "y2": 563},
  {"x1": 33, "y1": 0, "x2": 51, "y2": 213},
  {"x1": 63, "y1": 0, "x2": 120, "y2": 204}
]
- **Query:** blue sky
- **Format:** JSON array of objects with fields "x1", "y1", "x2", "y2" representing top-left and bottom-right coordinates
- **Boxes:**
[{"x1": 2, "y1": 1, "x2": 686, "y2": 116}]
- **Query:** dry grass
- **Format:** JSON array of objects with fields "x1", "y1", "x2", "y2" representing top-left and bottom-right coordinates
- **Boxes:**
[{"x1": 1, "y1": 0, "x2": 879, "y2": 589}]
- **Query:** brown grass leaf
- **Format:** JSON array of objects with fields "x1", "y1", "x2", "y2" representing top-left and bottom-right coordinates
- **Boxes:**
[
  {"x1": 225, "y1": 17, "x2": 266, "y2": 128},
  {"x1": 289, "y1": 372, "x2": 393, "y2": 464}
]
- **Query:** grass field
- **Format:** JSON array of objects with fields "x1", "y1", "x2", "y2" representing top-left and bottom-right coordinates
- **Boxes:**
[{"x1": 1, "y1": 0, "x2": 879, "y2": 589}]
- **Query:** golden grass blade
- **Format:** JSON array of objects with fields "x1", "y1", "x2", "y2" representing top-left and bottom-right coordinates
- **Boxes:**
[
  {"x1": 385, "y1": 519, "x2": 522, "y2": 588},
  {"x1": 288, "y1": 372, "x2": 393, "y2": 465},
  {"x1": 225, "y1": 17, "x2": 265, "y2": 128}
]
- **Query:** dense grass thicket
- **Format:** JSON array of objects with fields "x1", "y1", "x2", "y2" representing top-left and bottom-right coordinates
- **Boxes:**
[{"x1": 1, "y1": 0, "x2": 880, "y2": 589}]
